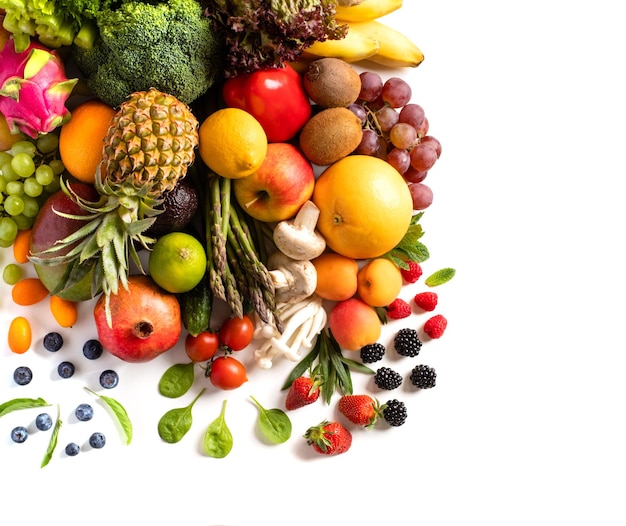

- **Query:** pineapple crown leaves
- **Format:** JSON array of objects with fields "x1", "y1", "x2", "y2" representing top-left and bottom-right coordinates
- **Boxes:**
[{"x1": 382, "y1": 212, "x2": 430, "y2": 270}]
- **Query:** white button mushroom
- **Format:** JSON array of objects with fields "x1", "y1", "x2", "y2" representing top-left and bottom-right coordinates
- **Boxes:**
[
  {"x1": 272, "y1": 200, "x2": 326, "y2": 261},
  {"x1": 267, "y1": 251, "x2": 317, "y2": 304}
]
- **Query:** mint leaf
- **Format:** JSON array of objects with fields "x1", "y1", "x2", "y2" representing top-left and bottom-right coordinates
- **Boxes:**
[{"x1": 425, "y1": 267, "x2": 456, "y2": 287}]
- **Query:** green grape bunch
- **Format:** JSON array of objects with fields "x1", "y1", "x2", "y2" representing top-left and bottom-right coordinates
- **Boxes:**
[{"x1": 0, "y1": 132, "x2": 66, "y2": 248}]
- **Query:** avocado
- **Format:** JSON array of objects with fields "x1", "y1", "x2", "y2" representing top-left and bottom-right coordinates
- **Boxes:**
[{"x1": 147, "y1": 177, "x2": 200, "y2": 238}]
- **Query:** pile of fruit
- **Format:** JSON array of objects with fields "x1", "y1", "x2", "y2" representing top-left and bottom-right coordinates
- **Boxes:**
[{"x1": 1, "y1": 0, "x2": 454, "y2": 460}]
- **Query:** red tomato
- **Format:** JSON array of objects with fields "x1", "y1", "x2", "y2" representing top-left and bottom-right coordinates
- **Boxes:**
[
  {"x1": 185, "y1": 331, "x2": 220, "y2": 363},
  {"x1": 209, "y1": 356, "x2": 248, "y2": 390},
  {"x1": 219, "y1": 314, "x2": 254, "y2": 351}
]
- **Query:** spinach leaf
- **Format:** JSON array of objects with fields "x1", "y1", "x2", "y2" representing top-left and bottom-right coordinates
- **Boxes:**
[
  {"x1": 84, "y1": 387, "x2": 133, "y2": 445},
  {"x1": 0, "y1": 397, "x2": 49, "y2": 418},
  {"x1": 250, "y1": 396, "x2": 291, "y2": 444},
  {"x1": 40, "y1": 405, "x2": 61, "y2": 468},
  {"x1": 203, "y1": 399, "x2": 233, "y2": 458},
  {"x1": 158, "y1": 362, "x2": 195, "y2": 398},
  {"x1": 158, "y1": 388, "x2": 205, "y2": 444}
]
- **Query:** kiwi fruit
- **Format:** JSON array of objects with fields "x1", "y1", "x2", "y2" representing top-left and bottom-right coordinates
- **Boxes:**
[
  {"x1": 299, "y1": 107, "x2": 363, "y2": 166},
  {"x1": 303, "y1": 58, "x2": 362, "y2": 108}
]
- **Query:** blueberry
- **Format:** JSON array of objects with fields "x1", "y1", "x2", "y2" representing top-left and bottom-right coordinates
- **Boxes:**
[
  {"x1": 57, "y1": 361, "x2": 75, "y2": 379},
  {"x1": 43, "y1": 332, "x2": 64, "y2": 352},
  {"x1": 11, "y1": 426, "x2": 28, "y2": 443},
  {"x1": 13, "y1": 366, "x2": 33, "y2": 386},
  {"x1": 75, "y1": 403, "x2": 94, "y2": 421},
  {"x1": 89, "y1": 432, "x2": 106, "y2": 449},
  {"x1": 65, "y1": 442, "x2": 80, "y2": 456},
  {"x1": 99, "y1": 369, "x2": 119, "y2": 389},
  {"x1": 35, "y1": 412, "x2": 53, "y2": 431},
  {"x1": 82, "y1": 339, "x2": 103, "y2": 360}
]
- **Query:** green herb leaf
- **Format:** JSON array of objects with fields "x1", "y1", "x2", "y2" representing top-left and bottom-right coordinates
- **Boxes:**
[
  {"x1": 384, "y1": 213, "x2": 430, "y2": 267},
  {"x1": 0, "y1": 397, "x2": 50, "y2": 418},
  {"x1": 40, "y1": 405, "x2": 61, "y2": 468},
  {"x1": 158, "y1": 362, "x2": 195, "y2": 398},
  {"x1": 84, "y1": 388, "x2": 133, "y2": 445},
  {"x1": 425, "y1": 267, "x2": 456, "y2": 287},
  {"x1": 158, "y1": 388, "x2": 205, "y2": 444},
  {"x1": 281, "y1": 344, "x2": 320, "y2": 391},
  {"x1": 250, "y1": 396, "x2": 292, "y2": 444},
  {"x1": 204, "y1": 399, "x2": 233, "y2": 458}
]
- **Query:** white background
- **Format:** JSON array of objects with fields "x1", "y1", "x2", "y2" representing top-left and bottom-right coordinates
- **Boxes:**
[{"x1": 1, "y1": 1, "x2": 625, "y2": 524}]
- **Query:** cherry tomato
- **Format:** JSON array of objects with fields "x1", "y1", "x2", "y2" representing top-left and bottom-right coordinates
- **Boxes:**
[
  {"x1": 185, "y1": 331, "x2": 220, "y2": 363},
  {"x1": 209, "y1": 356, "x2": 248, "y2": 390},
  {"x1": 219, "y1": 314, "x2": 254, "y2": 351}
]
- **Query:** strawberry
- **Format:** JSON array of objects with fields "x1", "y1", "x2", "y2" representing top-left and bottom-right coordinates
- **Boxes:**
[
  {"x1": 400, "y1": 261, "x2": 423, "y2": 283},
  {"x1": 423, "y1": 314, "x2": 447, "y2": 339},
  {"x1": 285, "y1": 375, "x2": 321, "y2": 410},
  {"x1": 413, "y1": 291, "x2": 438, "y2": 311},
  {"x1": 303, "y1": 420, "x2": 352, "y2": 455},
  {"x1": 338, "y1": 394, "x2": 381, "y2": 428},
  {"x1": 385, "y1": 298, "x2": 412, "y2": 319}
]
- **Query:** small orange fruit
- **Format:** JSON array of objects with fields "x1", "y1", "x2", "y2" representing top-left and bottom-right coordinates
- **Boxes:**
[
  {"x1": 357, "y1": 257, "x2": 403, "y2": 307},
  {"x1": 312, "y1": 251, "x2": 359, "y2": 301},
  {"x1": 312, "y1": 155, "x2": 413, "y2": 259},
  {"x1": 8, "y1": 316, "x2": 32, "y2": 354},
  {"x1": 59, "y1": 99, "x2": 116, "y2": 184},
  {"x1": 328, "y1": 298, "x2": 382, "y2": 351},
  {"x1": 50, "y1": 295, "x2": 79, "y2": 328},
  {"x1": 0, "y1": 112, "x2": 26, "y2": 151}
]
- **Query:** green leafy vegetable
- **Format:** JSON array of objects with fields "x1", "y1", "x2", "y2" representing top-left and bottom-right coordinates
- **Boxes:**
[
  {"x1": 158, "y1": 362, "x2": 195, "y2": 398},
  {"x1": 0, "y1": 397, "x2": 50, "y2": 418},
  {"x1": 250, "y1": 396, "x2": 292, "y2": 444},
  {"x1": 425, "y1": 267, "x2": 456, "y2": 287},
  {"x1": 203, "y1": 399, "x2": 233, "y2": 458},
  {"x1": 40, "y1": 405, "x2": 61, "y2": 468},
  {"x1": 84, "y1": 387, "x2": 133, "y2": 445},
  {"x1": 158, "y1": 388, "x2": 205, "y2": 444}
]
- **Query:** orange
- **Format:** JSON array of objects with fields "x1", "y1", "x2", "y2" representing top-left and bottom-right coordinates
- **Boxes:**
[
  {"x1": 357, "y1": 257, "x2": 403, "y2": 307},
  {"x1": 312, "y1": 251, "x2": 359, "y2": 301},
  {"x1": 312, "y1": 155, "x2": 413, "y2": 259},
  {"x1": 59, "y1": 99, "x2": 116, "y2": 184}
]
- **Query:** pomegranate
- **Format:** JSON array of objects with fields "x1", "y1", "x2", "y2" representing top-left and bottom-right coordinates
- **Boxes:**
[{"x1": 94, "y1": 275, "x2": 182, "y2": 363}]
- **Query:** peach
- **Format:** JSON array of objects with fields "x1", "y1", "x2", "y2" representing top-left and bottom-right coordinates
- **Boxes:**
[
  {"x1": 328, "y1": 297, "x2": 382, "y2": 351},
  {"x1": 357, "y1": 257, "x2": 403, "y2": 307},
  {"x1": 312, "y1": 252, "x2": 359, "y2": 301}
]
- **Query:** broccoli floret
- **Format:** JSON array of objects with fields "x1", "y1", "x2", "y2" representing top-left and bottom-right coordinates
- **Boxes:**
[{"x1": 71, "y1": 0, "x2": 223, "y2": 107}]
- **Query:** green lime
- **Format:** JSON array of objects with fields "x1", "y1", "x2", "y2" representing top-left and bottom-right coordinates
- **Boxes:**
[{"x1": 148, "y1": 232, "x2": 207, "y2": 293}]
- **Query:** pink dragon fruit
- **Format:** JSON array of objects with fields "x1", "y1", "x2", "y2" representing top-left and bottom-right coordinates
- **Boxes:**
[{"x1": 0, "y1": 38, "x2": 78, "y2": 138}]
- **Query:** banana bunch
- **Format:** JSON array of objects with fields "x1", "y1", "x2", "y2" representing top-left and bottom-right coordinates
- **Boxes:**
[{"x1": 302, "y1": 0, "x2": 424, "y2": 68}]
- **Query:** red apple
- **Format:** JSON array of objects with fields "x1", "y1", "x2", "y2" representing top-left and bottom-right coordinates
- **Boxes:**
[
  {"x1": 232, "y1": 142, "x2": 315, "y2": 223},
  {"x1": 94, "y1": 275, "x2": 182, "y2": 363}
]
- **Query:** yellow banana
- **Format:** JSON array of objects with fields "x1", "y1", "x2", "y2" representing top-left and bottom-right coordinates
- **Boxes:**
[
  {"x1": 347, "y1": 20, "x2": 424, "y2": 68},
  {"x1": 334, "y1": 0, "x2": 403, "y2": 22},
  {"x1": 301, "y1": 29, "x2": 380, "y2": 63}
]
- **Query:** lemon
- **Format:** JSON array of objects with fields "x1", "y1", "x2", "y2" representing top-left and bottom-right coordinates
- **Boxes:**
[
  {"x1": 198, "y1": 108, "x2": 268, "y2": 179},
  {"x1": 148, "y1": 232, "x2": 207, "y2": 293},
  {"x1": 312, "y1": 155, "x2": 413, "y2": 259}
]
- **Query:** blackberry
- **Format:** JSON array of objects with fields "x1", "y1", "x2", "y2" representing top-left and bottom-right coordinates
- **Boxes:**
[
  {"x1": 410, "y1": 364, "x2": 437, "y2": 389},
  {"x1": 382, "y1": 399, "x2": 408, "y2": 427},
  {"x1": 82, "y1": 339, "x2": 103, "y2": 360},
  {"x1": 89, "y1": 432, "x2": 106, "y2": 449},
  {"x1": 13, "y1": 366, "x2": 33, "y2": 386},
  {"x1": 57, "y1": 361, "x2": 75, "y2": 379},
  {"x1": 43, "y1": 332, "x2": 64, "y2": 352},
  {"x1": 374, "y1": 367, "x2": 403, "y2": 390},
  {"x1": 394, "y1": 327, "x2": 422, "y2": 357},
  {"x1": 360, "y1": 342, "x2": 386, "y2": 364}
]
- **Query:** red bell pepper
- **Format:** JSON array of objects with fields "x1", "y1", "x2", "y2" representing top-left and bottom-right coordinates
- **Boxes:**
[{"x1": 222, "y1": 64, "x2": 312, "y2": 143}]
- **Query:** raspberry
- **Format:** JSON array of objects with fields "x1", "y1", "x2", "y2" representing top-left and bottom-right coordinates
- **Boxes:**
[
  {"x1": 423, "y1": 314, "x2": 447, "y2": 339},
  {"x1": 413, "y1": 291, "x2": 438, "y2": 311},
  {"x1": 410, "y1": 364, "x2": 437, "y2": 389},
  {"x1": 382, "y1": 399, "x2": 408, "y2": 427},
  {"x1": 393, "y1": 327, "x2": 422, "y2": 357},
  {"x1": 374, "y1": 367, "x2": 403, "y2": 390},
  {"x1": 400, "y1": 261, "x2": 423, "y2": 283},
  {"x1": 386, "y1": 298, "x2": 412, "y2": 320},
  {"x1": 360, "y1": 343, "x2": 386, "y2": 364}
]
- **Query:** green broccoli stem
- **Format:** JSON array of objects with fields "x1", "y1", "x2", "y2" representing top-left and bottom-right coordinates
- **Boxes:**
[{"x1": 73, "y1": 20, "x2": 98, "y2": 50}]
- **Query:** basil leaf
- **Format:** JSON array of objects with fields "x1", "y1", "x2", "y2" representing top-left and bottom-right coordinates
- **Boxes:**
[
  {"x1": 84, "y1": 387, "x2": 133, "y2": 445},
  {"x1": 0, "y1": 397, "x2": 49, "y2": 418},
  {"x1": 204, "y1": 399, "x2": 233, "y2": 458},
  {"x1": 425, "y1": 267, "x2": 456, "y2": 287},
  {"x1": 41, "y1": 405, "x2": 61, "y2": 468},
  {"x1": 158, "y1": 362, "x2": 195, "y2": 398},
  {"x1": 250, "y1": 396, "x2": 292, "y2": 444},
  {"x1": 158, "y1": 388, "x2": 205, "y2": 444}
]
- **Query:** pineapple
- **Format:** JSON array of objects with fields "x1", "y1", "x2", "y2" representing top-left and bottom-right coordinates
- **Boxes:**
[{"x1": 31, "y1": 89, "x2": 199, "y2": 326}]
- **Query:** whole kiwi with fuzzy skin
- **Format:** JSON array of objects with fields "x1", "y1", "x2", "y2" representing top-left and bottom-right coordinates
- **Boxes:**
[
  {"x1": 303, "y1": 58, "x2": 362, "y2": 108},
  {"x1": 299, "y1": 107, "x2": 363, "y2": 166}
]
